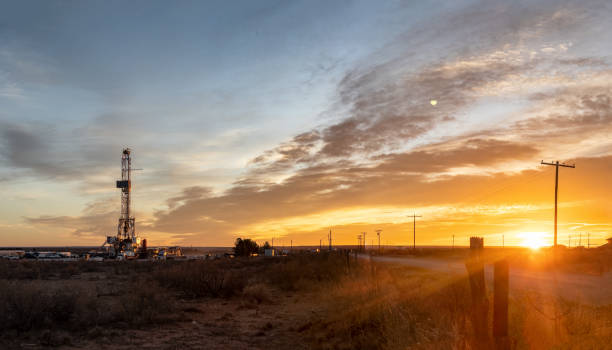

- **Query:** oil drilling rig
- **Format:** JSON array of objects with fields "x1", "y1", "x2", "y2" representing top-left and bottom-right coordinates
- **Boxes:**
[{"x1": 103, "y1": 148, "x2": 145, "y2": 259}]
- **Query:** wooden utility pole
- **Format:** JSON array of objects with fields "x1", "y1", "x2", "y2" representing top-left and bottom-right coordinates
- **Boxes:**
[
  {"x1": 541, "y1": 161, "x2": 575, "y2": 248},
  {"x1": 376, "y1": 229, "x2": 382, "y2": 253},
  {"x1": 361, "y1": 232, "x2": 367, "y2": 251},
  {"x1": 407, "y1": 213, "x2": 422, "y2": 251},
  {"x1": 328, "y1": 229, "x2": 332, "y2": 251}
]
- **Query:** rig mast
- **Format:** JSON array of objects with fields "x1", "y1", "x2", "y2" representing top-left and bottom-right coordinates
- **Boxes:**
[
  {"x1": 104, "y1": 148, "x2": 142, "y2": 258},
  {"x1": 117, "y1": 148, "x2": 135, "y2": 242}
]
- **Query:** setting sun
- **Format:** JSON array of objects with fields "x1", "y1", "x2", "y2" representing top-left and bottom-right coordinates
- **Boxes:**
[{"x1": 519, "y1": 232, "x2": 549, "y2": 250}]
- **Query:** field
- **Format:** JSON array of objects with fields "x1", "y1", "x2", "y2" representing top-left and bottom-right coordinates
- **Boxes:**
[{"x1": 1, "y1": 249, "x2": 612, "y2": 349}]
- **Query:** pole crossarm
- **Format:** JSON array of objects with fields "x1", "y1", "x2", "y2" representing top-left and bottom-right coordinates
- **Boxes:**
[{"x1": 541, "y1": 160, "x2": 575, "y2": 168}]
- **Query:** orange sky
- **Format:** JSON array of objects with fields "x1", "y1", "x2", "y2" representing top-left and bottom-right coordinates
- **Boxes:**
[{"x1": 1, "y1": 1, "x2": 611, "y2": 247}]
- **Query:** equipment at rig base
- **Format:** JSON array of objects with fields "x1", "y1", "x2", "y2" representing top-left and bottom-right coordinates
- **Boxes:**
[{"x1": 103, "y1": 148, "x2": 146, "y2": 259}]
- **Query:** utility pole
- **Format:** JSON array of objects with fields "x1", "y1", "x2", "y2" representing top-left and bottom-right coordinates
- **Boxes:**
[
  {"x1": 452, "y1": 235, "x2": 455, "y2": 250},
  {"x1": 361, "y1": 232, "x2": 367, "y2": 251},
  {"x1": 407, "y1": 213, "x2": 422, "y2": 251},
  {"x1": 376, "y1": 229, "x2": 382, "y2": 253},
  {"x1": 357, "y1": 234, "x2": 362, "y2": 251},
  {"x1": 319, "y1": 239, "x2": 322, "y2": 251},
  {"x1": 328, "y1": 229, "x2": 332, "y2": 251},
  {"x1": 541, "y1": 160, "x2": 575, "y2": 248}
]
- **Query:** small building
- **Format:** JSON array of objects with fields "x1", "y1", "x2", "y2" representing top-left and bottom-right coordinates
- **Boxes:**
[
  {"x1": 601, "y1": 237, "x2": 612, "y2": 249},
  {"x1": 264, "y1": 249, "x2": 275, "y2": 257}
]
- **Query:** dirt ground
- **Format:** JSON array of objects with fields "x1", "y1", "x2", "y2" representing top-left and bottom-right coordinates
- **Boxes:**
[
  {"x1": 75, "y1": 290, "x2": 320, "y2": 350},
  {"x1": 6, "y1": 288, "x2": 322, "y2": 350},
  {"x1": 0, "y1": 258, "x2": 334, "y2": 350}
]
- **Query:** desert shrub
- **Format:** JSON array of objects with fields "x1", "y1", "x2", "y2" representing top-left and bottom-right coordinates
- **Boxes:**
[
  {"x1": 0, "y1": 260, "x2": 108, "y2": 280},
  {"x1": 0, "y1": 277, "x2": 176, "y2": 335},
  {"x1": 117, "y1": 280, "x2": 175, "y2": 324},
  {"x1": 242, "y1": 283, "x2": 272, "y2": 306},
  {"x1": 266, "y1": 251, "x2": 351, "y2": 291},
  {"x1": 0, "y1": 281, "x2": 78, "y2": 332},
  {"x1": 154, "y1": 260, "x2": 248, "y2": 298}
]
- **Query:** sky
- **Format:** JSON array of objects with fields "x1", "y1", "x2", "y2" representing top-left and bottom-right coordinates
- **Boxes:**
[{"x1": 1, "y1": 0, "x2": 610, "y2": 247}]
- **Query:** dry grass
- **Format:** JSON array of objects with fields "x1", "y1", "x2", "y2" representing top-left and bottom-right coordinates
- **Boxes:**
[
  {"x1": 2, "y1": 252, "x2": 611, "y2": 349},
  {"x1": 303, "y1": 258, "x2": 612, "y2": 350},
  {"x1": 241, "y1": 282, "x2": 273, "y2": 307}
]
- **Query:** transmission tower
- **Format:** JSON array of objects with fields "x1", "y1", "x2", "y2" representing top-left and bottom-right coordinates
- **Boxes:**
[{"x1": 541, "y1": 160, "x2": 575, "y2": 247}]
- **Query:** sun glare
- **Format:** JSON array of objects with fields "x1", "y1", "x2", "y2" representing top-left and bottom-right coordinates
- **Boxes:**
[{"x1": 519, "y1": 232, "x2": 548, "y2": 250}]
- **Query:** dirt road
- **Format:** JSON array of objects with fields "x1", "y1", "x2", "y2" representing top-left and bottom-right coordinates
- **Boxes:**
[{"x1": 366, "y1": 254, "x2": 612, "y2": 304}]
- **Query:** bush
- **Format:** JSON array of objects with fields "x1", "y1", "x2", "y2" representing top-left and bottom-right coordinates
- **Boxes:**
[
  {"x1": 242, "y1": 283, "x2": 272, "y2": 306},
  {"x1": 266, "y1": 251, "x2": 351, "y2": 291},
  {"x1": 154, "y1": 260, "x2": 248, "y2": 298},
  {"x1": 0, "y1": 281, "x2": 78, "y2": 331},
  {"x1": 118, "y1": 280, "x2": 175, "y2": 324},
  {"x1": 0, "y1": 278, "x2": 176, "y2": 335}
]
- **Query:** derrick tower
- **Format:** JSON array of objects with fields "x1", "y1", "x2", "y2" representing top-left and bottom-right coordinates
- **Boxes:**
[
  {"x1": 103, "y1": 147, "x2": 143, "y2": 259},
  {"x1": 116, "y1": 148, "x2": 135, "y2": 242}
]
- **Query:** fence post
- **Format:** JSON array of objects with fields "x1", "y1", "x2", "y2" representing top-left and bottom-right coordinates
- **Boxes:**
[
  {"x1": 494, "y1": 259, "x2": 509, "y2": 350},
  {"x1": 346, "y1": 249, "x2": 351, "y2": 272},
  {"x1": 466, "y1": 237, "x2": 489, "y2": 346}
]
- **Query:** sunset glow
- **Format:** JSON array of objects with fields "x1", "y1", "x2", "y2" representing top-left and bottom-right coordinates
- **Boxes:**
[
  {"x1": 518, "y1": 232, "x2": 549, "y2": 250},
  {"x1": 0, "y1": 1, "x2": 610, "y2": 248}
]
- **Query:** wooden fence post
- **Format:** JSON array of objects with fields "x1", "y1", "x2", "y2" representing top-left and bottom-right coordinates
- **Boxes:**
[
  {"x1": 494, "y1": 259, "x2": 509, "y2": 350},
  {"x1": 466, "y1": 237, "x2": 489, "y2": 346}
]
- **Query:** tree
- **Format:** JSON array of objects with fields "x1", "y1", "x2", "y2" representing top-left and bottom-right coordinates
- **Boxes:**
[
  {"x1": 261, "y1": 241, "x2": 271, "y2": 252},
  {"x1": 233, "y1": 238, "x2": 259, "y2": 257}
]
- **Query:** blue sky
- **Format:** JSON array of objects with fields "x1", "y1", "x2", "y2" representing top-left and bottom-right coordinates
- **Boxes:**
[{"x1": 1, "y1": 0, "x2": 611, "y2": 246}]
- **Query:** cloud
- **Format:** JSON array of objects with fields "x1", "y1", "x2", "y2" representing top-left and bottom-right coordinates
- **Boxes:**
[
  {"x1": 0, "y1": 122, "x2": 69, "y2": 179},
  {"x1": 147, "y1": 1, "x2": 612, "y2": 244},
  {"x1": 25, "y1": 198, "x2": 116, "y2": 238},
  {"x1": 10, "y1": 0, "x2": 612, "y2": 245}
]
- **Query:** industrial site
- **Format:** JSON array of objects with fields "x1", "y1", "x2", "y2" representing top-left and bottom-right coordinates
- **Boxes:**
[{"x1": 2, "y1": 1, "x2": 612, "y2": 349}]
